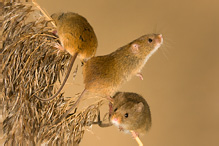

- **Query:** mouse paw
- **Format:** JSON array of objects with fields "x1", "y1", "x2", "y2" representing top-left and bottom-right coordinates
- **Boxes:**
[
  {"x1": 136, "y1": 73, "x2": 143, "y2": 80},
  {"x1": 109, "y1": 102, "x2": 113, "y2": 115},
  {"x1": 107, "y1": 96, "x2": 114, "y2": 104},
  {"x1": 52, "y1": 30, "x2": 58, "y2": 35},
  {"x1": 54, "y1": 43, "x2": 65, "y2": 51},
  {"x1": 119, "y1": 126, "x2": 124, "y2": 131},
  {"x1": 53, "y1": 43, "x2": 65, "y2": 54}
]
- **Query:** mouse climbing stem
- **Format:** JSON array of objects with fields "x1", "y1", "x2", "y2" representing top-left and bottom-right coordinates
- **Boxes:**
[
  {"x1": 110, "y1": 92, "x2": 152, "y2": 146},
  {"x1": 35, "y1": 12, "x2": 98, "y2": 102}
]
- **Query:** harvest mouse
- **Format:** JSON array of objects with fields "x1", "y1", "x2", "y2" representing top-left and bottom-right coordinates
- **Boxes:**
[
  {"x1": 93, "y1": 92, "x2": 151, "y2": 134},
  {"x1": 110, "y1": 92, "x2": 151, "y2": 136},
  {"x1": 55, "y1": 33, "x2": 163, "y2": 123},
  {"x1": 83, "y1": 33, "x2": 163, "y2": 97},
  {"x1": 93, "y1": 92, "x2": 151, "y2": 146},
  {"x1": 36, "y1": 12, "x2": 98, "y2": 101}
]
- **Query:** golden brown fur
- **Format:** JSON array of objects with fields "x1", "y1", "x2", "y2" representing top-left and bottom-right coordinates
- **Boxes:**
[
  {"x1": 83, "y1": 34, "x2": 163, "y2": 97},
  {"x1": 110, "y1": 92, "x2": 152, "y2": 134},
  {"x1": 52, "y1": 12, "x2": 98, "y2": 61}
]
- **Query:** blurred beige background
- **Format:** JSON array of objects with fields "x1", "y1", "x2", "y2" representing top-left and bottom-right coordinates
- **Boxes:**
[{"x1": 37, "y1": 0, "x2": 219, "y2": 146}]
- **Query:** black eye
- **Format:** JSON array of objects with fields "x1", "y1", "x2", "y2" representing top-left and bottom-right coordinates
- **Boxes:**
[
  {"x1": 148, "y1": 38, "x2": 153, "y2": 43},
  {"x1": 114, "y1": 108, "x2": 118, "y2": 112},
  {"x1": 124, "y1": 113, "x2": 128, "y2": 118}
]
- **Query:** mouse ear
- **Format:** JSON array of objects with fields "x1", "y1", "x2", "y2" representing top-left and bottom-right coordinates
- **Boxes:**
[
  {"x1": 112, "y1": 92, "x2": 121, "y2": 99},
  {"x1": 131, "y1": 44, "x2": 139, "y2": 54},
  {"x1": 113, "y1": 92, "x2": 126, "y2": 103},
  {"x1": 135, "y1": 102, "x2": 144, "y2": 112}
]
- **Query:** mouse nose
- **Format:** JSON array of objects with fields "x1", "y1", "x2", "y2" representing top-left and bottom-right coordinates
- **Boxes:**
[
  {"x1": 158, "y1": 34, "x2": 162, "y2": 37},
  {"x1": 155, "y1": 34, "x2": 163, "y2": 45},
  {"x1": 156, "y1": 34, "x2": 163, "y2": 44},
  {"x1": 113, "y1": 118, "x2": 118, "y2": 122}
]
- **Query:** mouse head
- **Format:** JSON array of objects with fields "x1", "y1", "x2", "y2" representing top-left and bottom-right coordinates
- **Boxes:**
[
  {"x1": 129, "y1": 34, "x2": 163, "y2": 58},
  {"x1": 110, "y1": 101, "x2": 146, "y2": 131}
]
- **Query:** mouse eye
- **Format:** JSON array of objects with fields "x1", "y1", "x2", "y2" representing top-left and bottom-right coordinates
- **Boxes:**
[
  {"x1": 124, "y1": 113, "x2": 128, "y2": 118},
  {"x1": 148, "y1": 38, "x2": 153, "y2": 43},
  {"x1": 114, "y1": 108, "x2": 118, "y2": 112}
]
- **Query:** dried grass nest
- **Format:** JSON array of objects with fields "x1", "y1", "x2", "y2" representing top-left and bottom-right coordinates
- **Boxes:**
[{"x1": 1, "y1": 2, "x2": 103, "y2": 145}]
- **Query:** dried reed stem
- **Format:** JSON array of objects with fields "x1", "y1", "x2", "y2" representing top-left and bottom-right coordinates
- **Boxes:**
[{"x1": 1, "y1": 2, "x2": 102, "y2": 145}]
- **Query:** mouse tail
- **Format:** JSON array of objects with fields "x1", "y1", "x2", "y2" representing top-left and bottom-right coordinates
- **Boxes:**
[
  {"x1": 54, "y1": 89, "x2": 87, "y2": 124},
  {"x1": 35, "y1": 52, "x2": 78, "y2": 101}
]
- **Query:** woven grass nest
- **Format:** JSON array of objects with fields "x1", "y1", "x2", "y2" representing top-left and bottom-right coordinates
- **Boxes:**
[{"x1": 1, "y1": 2, "x2": 103, "y2": 145}]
